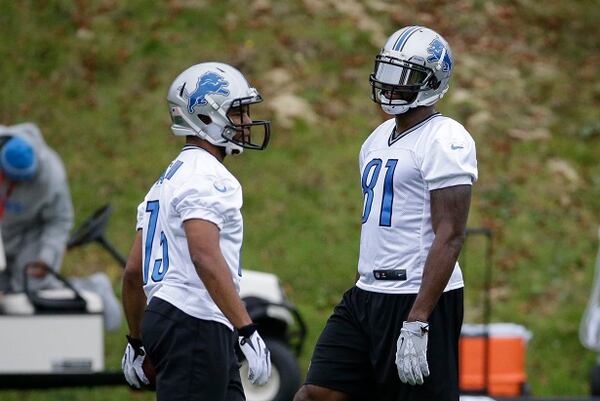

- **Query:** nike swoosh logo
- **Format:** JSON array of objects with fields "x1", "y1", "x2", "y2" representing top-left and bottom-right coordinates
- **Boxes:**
[{"x1": 451, "y1": 144, "x2": 464, "y2": 150}]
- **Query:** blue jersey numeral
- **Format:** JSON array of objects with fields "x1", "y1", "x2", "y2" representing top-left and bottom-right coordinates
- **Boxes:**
[
  {"x1": 361, "y1": 158, "x2": 399, "y2": 226},
  {"x1": 361, "y1": 159, "x2": 382, "y2": 224},
  {"x1": 158, "y1": 160, "x2": 184, "y2": 184},
  {"x1": 143, "y1": 200, "x2": 170, "y2": 284}
]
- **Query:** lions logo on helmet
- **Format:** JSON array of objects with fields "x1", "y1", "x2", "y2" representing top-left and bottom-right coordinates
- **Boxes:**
[
  {"x1": 184, "y1": 72, "x2": 231, "y2": 113},
  {"x1": 426, "y1": 38, "x2": 452, "y2": 72}
]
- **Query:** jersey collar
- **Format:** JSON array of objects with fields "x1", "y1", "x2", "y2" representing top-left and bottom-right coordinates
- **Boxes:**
[{"x1": 388, "y1": 112, "x2": 441, "y2": 146}]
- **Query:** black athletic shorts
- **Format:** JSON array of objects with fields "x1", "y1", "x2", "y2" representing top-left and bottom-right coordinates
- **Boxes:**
[
  {"x1": 141, "y1": 297, "x2": 244, "y2": 401},
  {"x1": 305, "y1": 286, "x2": 463, "y2": 401}
]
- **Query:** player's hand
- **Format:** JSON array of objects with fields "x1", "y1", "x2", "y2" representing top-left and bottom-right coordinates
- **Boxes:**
[
  {"x1": 238, "y1": 324, "x2": 271, "y2": 385},
  {"x1": 396, "y1": 321, "x2": 430, "y2": 385},
  {"x1": 26, "y1": 261, "x2": 50, "y2": 278},
  {"x1": 122, "y1": 335, "x2": 150, "y2": 388}
]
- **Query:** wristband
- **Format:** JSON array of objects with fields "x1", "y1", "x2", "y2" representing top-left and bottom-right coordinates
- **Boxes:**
[
  {"x1": 237, "y1": 323, "x2": 258, "y2": 338},
  {"x1": 126, "y1": 335, "x2": 144, "y2": 349}
]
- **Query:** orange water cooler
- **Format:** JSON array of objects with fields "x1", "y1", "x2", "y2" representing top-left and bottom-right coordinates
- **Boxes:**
[{"x1": 459, "y1": 323, "x2": 532, "y2": 397}]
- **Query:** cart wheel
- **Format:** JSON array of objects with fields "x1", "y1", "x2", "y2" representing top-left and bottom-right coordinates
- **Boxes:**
[
  {"x1": 241, "y1": 338, "x2": 301, "y2": 401},
  {"x1": 591, "y1": 364, "x2": 600, "y2": 396}
]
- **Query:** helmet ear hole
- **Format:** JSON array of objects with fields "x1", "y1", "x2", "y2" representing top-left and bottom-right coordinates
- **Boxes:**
[
  {"x1": 428, "y1": 77, "x2": 440, "y2": 90},
  {"x1": 197, "y1": 114, "x2": 212, "y2": 125}
]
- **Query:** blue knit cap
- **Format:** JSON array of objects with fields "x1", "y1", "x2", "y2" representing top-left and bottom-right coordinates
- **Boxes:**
[{"x1": 0, "y1": 137, "x2": 38, "y2": 181}]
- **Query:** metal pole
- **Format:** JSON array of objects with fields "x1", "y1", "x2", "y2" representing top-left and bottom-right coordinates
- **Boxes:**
[{"x1": 96, "y1": 236, "x2": 127, "y2": 268}]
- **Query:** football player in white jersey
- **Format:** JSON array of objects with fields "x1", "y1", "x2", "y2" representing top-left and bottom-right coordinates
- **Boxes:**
[
  {"x1": 121, "y1": 62, "x2": 272, "y2": 401},
  {"x1": 294, "y1": 26, "x2": 478, "y2": 401}
]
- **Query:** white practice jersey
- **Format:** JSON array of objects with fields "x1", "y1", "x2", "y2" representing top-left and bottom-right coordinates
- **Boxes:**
[
  {"x1": 136, "y1": 145, "x2": 243, "y2": 330},
  {"x1": 356, "y1": 113, "x2": 478, "y2": 294}
]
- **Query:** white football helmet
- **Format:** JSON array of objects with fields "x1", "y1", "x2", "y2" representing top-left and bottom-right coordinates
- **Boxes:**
[
  {"x1": 370, "y1": 26, "x2": 453, "y2": 115},
  {"x1": 167, "y1": 62, "x2": 270, "y2": 155}
]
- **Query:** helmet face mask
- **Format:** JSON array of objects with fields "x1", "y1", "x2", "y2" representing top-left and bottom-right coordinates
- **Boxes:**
[
  {"x1": 224, "y1": 95, "x2": 270, "y2": 151},
  {"x1": 369, "y1": 26, "x2": 453, "y2": 115},
  {"x1": 167, "y1": 62, "x2": 271, "y2": 155}
]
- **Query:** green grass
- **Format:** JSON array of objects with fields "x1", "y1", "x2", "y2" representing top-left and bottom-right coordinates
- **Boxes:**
[{"x1": 1, "y1": 0, "x2": 599, "y2": 399}]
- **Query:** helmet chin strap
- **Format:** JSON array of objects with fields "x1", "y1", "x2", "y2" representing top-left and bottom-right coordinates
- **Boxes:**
[
  {"x1": 221, "y1": 127, "x2": 244, "y2": 155},
  {"x1": 381, "y1": 103, "x2": 412, "y2": 115},
  {"x1": 378, "y1": 92, "x2": 416, "y2": 115},
  {"x1": 224, "y1": 142, "x2": 243, "y2": 155}
]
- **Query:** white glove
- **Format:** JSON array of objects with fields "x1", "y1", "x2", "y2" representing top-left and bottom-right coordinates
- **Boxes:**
[
  {"x1": 121, "y1": 335, "x2": 150, "y2": 388},
  {"x1": 238, "y1": 324, "x2": 272, "y2": 386},
  {"x1": 396, "y1": 321, "x2": 430, "y2": 385}
]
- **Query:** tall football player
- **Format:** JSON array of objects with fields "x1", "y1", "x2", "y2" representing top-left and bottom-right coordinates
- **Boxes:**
[
  {"x1": 294, "y1": 26, "x2": 478, "y2": 401},
  {"x1": 121, "y1": 62, "x2": 272, "y2": 401}
]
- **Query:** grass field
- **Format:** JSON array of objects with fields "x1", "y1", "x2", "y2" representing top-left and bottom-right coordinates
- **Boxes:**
[{"x1": 1, "y1": 0, "x2": 599, "y2": 399}]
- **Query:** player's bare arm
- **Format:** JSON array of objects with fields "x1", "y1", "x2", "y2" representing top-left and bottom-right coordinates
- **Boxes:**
[
  {"x1": 121, "y1": 230, "x2": 151, "y2": 389},
  {"x1": 184, "y1": 218, "x2": 253, "y2": 329},
  {"x1": 122, "y1": 230, "x2": 145, "y2": 338},
  {"x1": 407, "y1": 184, "x2": 471, "y2": 322}
]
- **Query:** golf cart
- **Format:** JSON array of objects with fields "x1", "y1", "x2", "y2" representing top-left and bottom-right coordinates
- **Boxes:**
[{"x1": 0, "y1": 204, "x2": 307, "y2": 401}]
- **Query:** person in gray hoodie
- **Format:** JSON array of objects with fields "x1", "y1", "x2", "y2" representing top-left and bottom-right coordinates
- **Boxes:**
[
  {"x1": 0, "y1": 122, "x2": 122, "y2": 331},
  {"x1": 0, "y1": 122, "x2": 74, "y2": 293}
]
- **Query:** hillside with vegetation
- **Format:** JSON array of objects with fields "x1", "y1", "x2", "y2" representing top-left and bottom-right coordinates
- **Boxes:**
[{"x1": 1, "y1": 1, "x2": 599, "y2": 399}]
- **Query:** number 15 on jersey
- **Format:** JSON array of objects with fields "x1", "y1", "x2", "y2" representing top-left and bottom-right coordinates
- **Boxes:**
[{"x1": 143, "y1": 200, "x2": 170, "y2": 284}]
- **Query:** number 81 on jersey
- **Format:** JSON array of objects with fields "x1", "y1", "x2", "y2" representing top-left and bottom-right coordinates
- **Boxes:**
[{"x1": 361, "y1": 158, "x2": 398, "y2": 227}]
